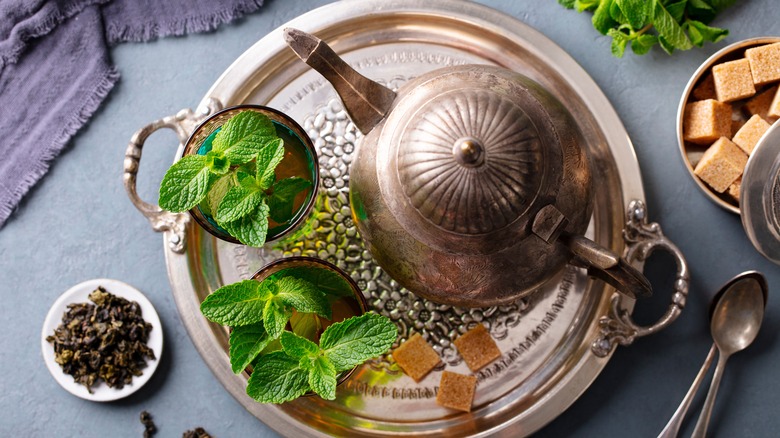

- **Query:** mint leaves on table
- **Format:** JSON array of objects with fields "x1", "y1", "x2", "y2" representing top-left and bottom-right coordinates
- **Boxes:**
[
  {"x1": 246, "y1": 313, "x2": 397, "y2": 402},
  {"x1": 199, "y1": 265, "x2": 398, "y2": 403},
  {"x1": 158, "y1": 110, "x2": 312, "y2": 247},
  {"x1": 558, "y1": 0, "x2": 736, "y2": 57}
]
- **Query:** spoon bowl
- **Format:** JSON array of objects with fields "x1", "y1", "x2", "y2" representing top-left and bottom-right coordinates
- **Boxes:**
[
  {"x1": 691, "y1": 271, "x2": 767, "y2": 438},
  {"x1": 710, "y1": 274, "x2": 766, "y2": 353}
]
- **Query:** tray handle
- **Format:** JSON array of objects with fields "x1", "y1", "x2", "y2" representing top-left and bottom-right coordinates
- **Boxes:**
[
  {"x1": 591, "y1": 200, "x2": 690, "y2": 357},
  {"x1": 123, "y1": 98, "x2": 223, "y2": 253}
]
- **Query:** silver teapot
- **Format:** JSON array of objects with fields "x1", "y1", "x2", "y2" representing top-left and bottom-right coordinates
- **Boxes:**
[{"x1": 285, "y1": 28, "x2": 650, "y2": 307}]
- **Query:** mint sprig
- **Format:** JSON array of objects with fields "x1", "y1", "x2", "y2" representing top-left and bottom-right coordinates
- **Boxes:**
[
  {"x1": 200, "y1": 265, "x2": 398, "y2": 403},
  {"x1": 158, "y1": 110, "x2": 313, "y2": 247},
  {"x1": 247, "y1": 314, "x2": 396, "y2": 402},
  {"x1": 558, "y1": 0, "x2": 736, "y2": 57}
]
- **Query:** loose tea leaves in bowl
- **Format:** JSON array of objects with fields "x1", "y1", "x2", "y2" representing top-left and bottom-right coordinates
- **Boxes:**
[{"x1": 46, "y1": 286, "x2": 156, "y2": 393}]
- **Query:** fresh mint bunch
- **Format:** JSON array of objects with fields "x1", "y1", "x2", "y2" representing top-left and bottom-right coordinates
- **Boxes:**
[
  {"x1": 246, "y1": 313, "x2": 397, "y2": 402},
  {"x1": 558, "y1": 0, "x2": 737, "y2": 57},
  {"x1": 158, "y1": 110, "x2": 312, "y2": 247},
  {"x1": 200, "y1": 266, "x2": 397, "y2": 403}
]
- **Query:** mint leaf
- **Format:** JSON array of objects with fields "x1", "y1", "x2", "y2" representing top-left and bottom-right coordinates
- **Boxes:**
[
  {"x1": 263, "y1": 298, "x2": 292, "y2": 339},
  {"x1": 609, "y1": 1, "x2": 629, "y2": 24},
  {"x1": 321, "y1": 313, "x2": 397, "y2": 372},
  {"x1": 215, "y1": 184, "x2": 265, "y2": 224},
  {"x1": 665, "y1": 0, "x2": 686, "y2": 23},
  {"x1": 630, "y1": 34, "x2": 659, "y2": 55},
  {"x1": 281, "y1": 331, "x2": 319, "y2": 359},
  {"x1": 256, "y1": 139, "x2": 286, "y2": 190},
  {"x1": 268, "y1": 177, "x2": 312, "y2": 224},
  {"x1": 558, "y1": 0, "x2": 576, "y2": 8},
  {"x1": 222, "y1": 201, "x2": 270, "y2": 247},
  {"x1": 290, "y1": 312, "x2": 323, "y2": 341},
  {"x1": 687, "y1": 0, "x2": 716, "y2": 23},
  {"x1": 246, "y1": 351, "x2": 309, "y2": 403},
  {"x1": 309, "y1": 355, "x2": 337, "y2": 400},
  {"x1": 229, "y1": 322, "x2": 271, "y2": 374},
  {"x1": 275, "y1": 266, "x2": 355, "y2": 298},
  {"x1": 205, "y1": 172, "x2": 236, "y2": 217},
  {"x1": 212, "y1": 111, "x2": 278, "y2": 165},
  {"x1": 159, "y1": 154, "x2": 211, "y2": 212},
  {"x1": 654, "y1": 1, "x2": 692, "y2": 52},
  {"x1": 591, "y1": 0, "x2": 616, "y2": 35},
  {"x1": 708, "y1": 0, "x2": 737, "y2": 13},
  {"x1": 616, "y1": 0, "x2": 647, "y2": 28},
  {"x1": 200, "y1": 280, "x2": 269, "y2": 326},
  {"x1": 205, "y1": 150, "x2": 230, "y2": 175},
  {"x1": 686, "y1": 19, "x2": 728, "y2": 47},
  {"x1": 575, "y1": 0, "x2": 599, "y2": 12},
  {"x1": 608, "y1": 28, "x2": 629, "y2": 57},
  {"x1": 274, "y1": 276, "x2": 332, "y2": 319}
]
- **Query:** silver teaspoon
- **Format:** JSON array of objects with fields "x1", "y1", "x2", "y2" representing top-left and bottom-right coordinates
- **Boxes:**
[
  {"x1": 657, "y1": 271, "x2": 763, "y2": 438},
  {"x1": 690, "y1": 271, "x2": 767, "y2": 438}
]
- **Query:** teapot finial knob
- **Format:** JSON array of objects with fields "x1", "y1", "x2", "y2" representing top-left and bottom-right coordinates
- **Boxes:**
[{"x1": 453, "y1": 137, "x2": 485, "y2": 167}]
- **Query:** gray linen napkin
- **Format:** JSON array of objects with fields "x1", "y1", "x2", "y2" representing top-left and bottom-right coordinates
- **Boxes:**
[{"x1": 0, "y1": 0, "x2": 264, "y2": 228}]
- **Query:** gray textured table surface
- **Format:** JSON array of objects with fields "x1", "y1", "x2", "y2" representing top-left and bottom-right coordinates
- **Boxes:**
[{"x1": 2, "y1": 0, "x2": 779, "y2": 436}]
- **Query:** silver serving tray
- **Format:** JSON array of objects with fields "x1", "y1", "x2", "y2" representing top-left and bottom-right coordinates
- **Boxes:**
[{"x1": 123, "y1": 0, "x2": 689, "y2": 436}]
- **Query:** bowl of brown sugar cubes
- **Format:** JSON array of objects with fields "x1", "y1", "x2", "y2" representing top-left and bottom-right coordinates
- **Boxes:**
[{"x1": 678, "y1": 37, "x2": 780, "y2": 214}]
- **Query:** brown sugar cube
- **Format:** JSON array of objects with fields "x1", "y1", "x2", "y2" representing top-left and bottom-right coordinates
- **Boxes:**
[
  {"x1": 770, "y1": 86, "x2": 780, "y2": 119},
  {"x1": 712, "y1": 59, "x2": 756, "y2": 102},
  {"x1": 391, "y1": 333, "x2": 441, "y2": 382},
  {"x1": 745, "y1": 42, "x2": 780, "y2": 85},
  {"x1": 744, "y1": 85, "x2": 779, "y2": 122},
  {"x1": 728, "y1": 176, "x2": 742, "y2": 203},
  {"x1": 683, "y1": 99, "x2": 732, "y2": 144},
  {"x1": 453, "y1": 324, "x2": 502, "y2": 372},
  {"x1": 732, "y1": 114, "x2": 771, "y2": 155},
  {"x1": 692, "y1": 73, "x2": 717, "y2": 100},
  {"x1": 436, "y1": 371, "x2": 477, "y2": 412},
  {"x1": 694, "y1": 137, "x2": 748, "y2": 193}
]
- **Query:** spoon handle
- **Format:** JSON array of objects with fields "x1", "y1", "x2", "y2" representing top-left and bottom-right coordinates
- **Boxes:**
[
  {"x1": 657, "y1": 344, "x2": 717, "y2": 438},
  {"x1": 691, "y1": 350, "x2": 730, "y2": 438}
]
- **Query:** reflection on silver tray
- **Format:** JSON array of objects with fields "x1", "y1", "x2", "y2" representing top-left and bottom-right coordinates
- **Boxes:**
[{"x1": 122, "y1": 0, "x2": 689, "y2": 436}]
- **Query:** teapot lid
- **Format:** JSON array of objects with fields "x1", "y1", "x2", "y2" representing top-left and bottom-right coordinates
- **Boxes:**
[{"x1": 376, "y1": 66, "x2": 565, "y2": 255}]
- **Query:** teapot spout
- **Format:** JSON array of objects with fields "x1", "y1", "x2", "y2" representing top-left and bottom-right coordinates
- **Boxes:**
[{"x1": 284, "y1": 28, "x2": 396, "y2": 135}]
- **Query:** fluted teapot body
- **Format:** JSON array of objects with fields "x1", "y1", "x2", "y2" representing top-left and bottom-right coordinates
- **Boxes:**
[{"x1": 285, "y1": 28, "x2": 650, "y2": 307}]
